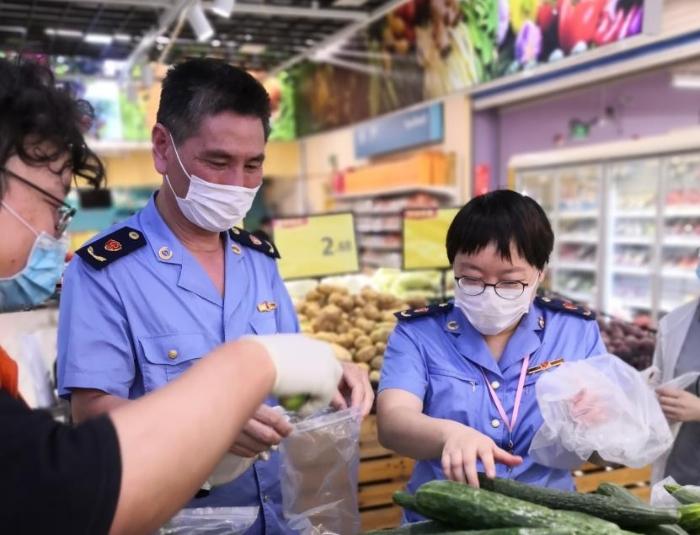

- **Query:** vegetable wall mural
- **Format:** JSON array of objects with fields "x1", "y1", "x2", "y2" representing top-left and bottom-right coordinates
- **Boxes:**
[{"x1": 291, "y1": 0, "x2": 647, "y2": 137}]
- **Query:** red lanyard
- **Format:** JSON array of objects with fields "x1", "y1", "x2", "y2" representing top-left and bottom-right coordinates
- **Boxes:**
[{"x1": 480, "y1": 355, "x2": 530, "y2": 435}]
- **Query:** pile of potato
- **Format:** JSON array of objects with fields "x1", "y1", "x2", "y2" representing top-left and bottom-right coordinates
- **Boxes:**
[{"x1": 296, "y1": 284, "x2": 425, "y2": 382}]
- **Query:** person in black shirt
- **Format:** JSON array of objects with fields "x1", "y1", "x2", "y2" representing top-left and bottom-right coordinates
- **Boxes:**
[{"x1": 0, "y1": 59, "x2": 342, "y2": 534}]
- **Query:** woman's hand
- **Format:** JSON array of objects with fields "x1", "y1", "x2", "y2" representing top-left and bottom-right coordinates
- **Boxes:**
[
  {"x1": 657, "y1": 387, "x2": 700, "y2": 423},
  {"x1": 441, "y1": 422, "x2": 522, "y2": 488}
]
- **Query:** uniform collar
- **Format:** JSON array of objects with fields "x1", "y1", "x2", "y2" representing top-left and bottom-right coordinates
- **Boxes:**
[
  {"x1": 444, "y1": 301, "x2": 545, "y2": 376},
  {"x1": 139, "y1": 195, "x2": 185, "y2": 266}
]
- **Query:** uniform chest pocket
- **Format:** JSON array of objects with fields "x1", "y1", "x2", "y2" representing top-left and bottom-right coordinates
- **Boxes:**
[
  {"x1": 426, "y1": 365, "x2": 481, "y2": 423},
  {"x1": 139, "y1": 333, "x2": 210, "y2": 392},
  {"x1": 249, "y1": 311, "x2": 278, "y2": 335}
]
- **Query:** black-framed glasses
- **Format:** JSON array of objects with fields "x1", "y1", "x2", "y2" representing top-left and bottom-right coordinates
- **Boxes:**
[
  {"x1": 455, "y1": 276, "x2": 530, "y2": 301},
  {"x1": 1, "y1": 167, "x2": 76, "y2": 236}
]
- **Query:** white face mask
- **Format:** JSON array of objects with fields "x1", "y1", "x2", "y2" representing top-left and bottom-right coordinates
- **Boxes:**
[
  {"x1": 455, "y1": 280, "x2": 536, "y2": 336},
  {"x1": 166, "y1": 133, "x2": 260, "y2": 233}
]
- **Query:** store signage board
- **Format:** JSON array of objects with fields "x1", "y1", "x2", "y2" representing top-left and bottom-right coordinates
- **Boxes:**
[
  {"x1": 274, "y1": 213, "x2": 359, "y2": 280},
  {"x1": 354, "y1": 102, "x2": 443, "y2": 160},
  {"x1": 402, "y1": 207, "x2": 459, "y2": 270}
]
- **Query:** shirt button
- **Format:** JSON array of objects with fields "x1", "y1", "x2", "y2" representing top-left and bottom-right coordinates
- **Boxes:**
[
  {"x1": 491, "y1": 419, "x2": 501, "y2": 428},
  {"x1": 167, "y1": 349, "x2": 178, "y2": 360},
  {"x1": 263, "y1": 495, "x2": 270, "y2": 503},
  {"x1": 491, "y1": 380, "x2": 501, "y2": 390}
]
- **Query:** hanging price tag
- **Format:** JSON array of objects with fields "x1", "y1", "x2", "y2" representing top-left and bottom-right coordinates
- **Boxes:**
[
  {"x1": 402, "y1": 207, "x2": 459, "y2": 270},
  {"x1": 274, "y1": 213, "x2": 359, "y2": 280}
]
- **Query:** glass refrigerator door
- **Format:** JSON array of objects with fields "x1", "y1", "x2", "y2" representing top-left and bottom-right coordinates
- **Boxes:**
[
  {"x1": 553, "y1": 165, "x2": 602, "y2": 306},
  {"x1": 660, "y1": 154, "x2": 700, "y2": 317},
  {"x1": 517, "y1": 170, "x2": 556, "y2": 292},
  {"x1": 605, "y1": 158, "x2": 660, "y2": 325}
]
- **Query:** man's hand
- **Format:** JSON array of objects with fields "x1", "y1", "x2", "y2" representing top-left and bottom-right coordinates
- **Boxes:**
[
  {"x1": 229, "y1": 405, "x2": 292, "y2": 458},
  {"x1": 569, "y1": 388, "x2": 608, "y2": 426},
  {"x1": 657, "y1": 387, "x2": 700, "y2": 423},
  {"x1": 330, "y1": 361, "x2": 375, "y2": 417}
]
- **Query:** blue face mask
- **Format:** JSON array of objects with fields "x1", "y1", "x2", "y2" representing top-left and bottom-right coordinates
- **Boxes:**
[{"x1": 0, "y1": 202, "x2": 69, "y2": 313}]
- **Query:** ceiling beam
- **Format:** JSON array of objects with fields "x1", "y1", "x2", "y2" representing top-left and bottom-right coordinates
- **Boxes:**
[
  {"x1": 36, "y1": 0, "x2": 368, "y2": 21},
  {"x1": 268, "y1": 0, "x2": 407, "y2": 77}
]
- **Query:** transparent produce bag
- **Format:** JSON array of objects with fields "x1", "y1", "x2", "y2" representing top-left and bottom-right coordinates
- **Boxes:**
[
  {"x1": 279, "y1": 407, "x2": 361, "y2": 535},
  {"x1": 159, "y1": 506, "x2": 259, "y2": 534},
  {"x1": 529, "y1": 354, "x2": 673, "y2": 469}
]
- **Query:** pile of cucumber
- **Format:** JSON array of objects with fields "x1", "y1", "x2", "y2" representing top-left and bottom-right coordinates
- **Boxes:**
[{"x1": 366, "y1": 477, "x2": 700, "y2": 535}]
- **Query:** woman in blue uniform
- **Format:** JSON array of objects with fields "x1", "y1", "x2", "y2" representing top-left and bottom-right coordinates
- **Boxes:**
[{"x1": 377, "y1": 190, "x2": 606, "y2": 521}]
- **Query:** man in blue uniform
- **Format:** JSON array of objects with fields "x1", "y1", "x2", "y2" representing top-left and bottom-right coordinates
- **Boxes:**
[
  {"x1": 57, "y1": 59, "x2": 373, "y2": 534},
  {"x1": 377, "y1": 190, "x2": 607, "y2": 523}
]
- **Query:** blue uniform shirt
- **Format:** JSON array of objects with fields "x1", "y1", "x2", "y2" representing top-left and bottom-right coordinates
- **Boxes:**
[
  {"x1": 378, "y1": 300, "x2": 606, "y2": 523},
  {"x1": 57, "y1": 196, "x2": 298, "y2": 534}
]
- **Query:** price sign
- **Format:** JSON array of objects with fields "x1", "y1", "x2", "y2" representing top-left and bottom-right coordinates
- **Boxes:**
[
  {"x1": 402, "y1": 207, "x2": 459, "y2": 270},
  {"x1": 274, "y1": 213, "x2": 359, "y2": 280}
]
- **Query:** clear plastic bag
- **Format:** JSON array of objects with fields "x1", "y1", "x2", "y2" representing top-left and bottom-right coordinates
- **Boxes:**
[
  {"x1": 159, "y1": 507, "x2": 259, "y2": 534},
  {"x1": 529, "y1": 354, "x2": 673, "y2": 469},
  {"x1": 279, "y1": 407, "x2": 361, "y2": 535},
  {"x1": 651, "y1": 476, "x2": 681, "y2": 508}
]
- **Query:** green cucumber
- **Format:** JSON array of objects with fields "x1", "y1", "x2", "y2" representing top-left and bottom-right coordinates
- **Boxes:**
[
  {"x1": 394, "y1": 491, "x2": 420, "y2": 514},
  {"x1": 366, "y1": 526, "x2": 582, "y2": 535},
  {"x1": 477, "y1": 474, "x2": 679, "y2": 528},
  {"x1": 679, "y1": 504, "x2": 700, "y2": 533},
  {"x1": 666, "y1": 485, "x2": 700, "y2": 506},
  {"x1": 414, "y1": 480, "x2": 625, "y2": 534},
  {"x1": 595, "y1": 483, "x2": 688, "y2": 535},
  {"x1": 596, "y1": 483, "x2": 644, "y2": 504}
]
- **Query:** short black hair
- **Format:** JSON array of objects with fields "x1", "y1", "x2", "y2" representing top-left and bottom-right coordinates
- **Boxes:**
[
  {"x1": 446, "y1": 189, "x2": 554, "y2": 270},
  {"x1": 157, "y1": 58, "x2": 271, "y2": 144},
  {"x1": 0, "y1": 59, "x2": 104, "y2": 199}
]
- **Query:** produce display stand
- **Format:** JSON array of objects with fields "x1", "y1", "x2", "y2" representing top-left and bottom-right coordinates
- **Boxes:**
[{"x1": 357, "y1": 416, "x2": 653, "y2": 531}]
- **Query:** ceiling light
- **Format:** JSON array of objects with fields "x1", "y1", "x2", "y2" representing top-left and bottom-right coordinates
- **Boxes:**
[
  {"x1": 210, "y1": 0, "x2": 235, "y2": 18},
  {"x1": 211, "y1": 39, "x2": 222, "y2": 47},
  {"x1": 187, "y1": 1, "x2": 215, "y2": 43},
  {"x1": 0, "y1": 25, "x2": 27, "y2": 35},
  {"x1": 672, "y1": 73, "x2": 700, "y2": 90},
  {"x1": 84, "y1": 33, "x2": 113, "y2": 45},
  {"x1": 113, "y1": 33, "x2": 132, "y2": 43},
  {"x1": 239, "y1": 43, "x2": 266, "y2": 55},
  {"x1": 45, "y1": 28, "x2": 83, "y2": 39},
  {"x1": 333, "y1": 0, "x2": 369, "y2": 5}
]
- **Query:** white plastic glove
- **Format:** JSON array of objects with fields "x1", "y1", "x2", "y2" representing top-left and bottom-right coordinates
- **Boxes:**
[{"x1": 243, "y1": 334, "x2": 343, "y2": 416}]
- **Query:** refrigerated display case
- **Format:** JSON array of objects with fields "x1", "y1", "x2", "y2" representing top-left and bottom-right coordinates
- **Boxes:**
[{"x1": 511, "y1": 129, "x2": 700, "y2": 326}]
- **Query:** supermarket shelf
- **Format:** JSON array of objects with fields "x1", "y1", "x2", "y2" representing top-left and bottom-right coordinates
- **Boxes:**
[
  {"x1": 359, "y1": 244, "x2": 402, "y2": 252},
  {"x1": 614, "y1": 209, "x2": 656, "y2": 219},
  {"x1": 558, "y1": 209, "x2": 599, "y2": 219},
  {"x1": 614, "y1": 236, "x2": 654, "y2": 245},
  {"x1": 353, "y1": 210, "x2": 403, "y2": 217},
  {"x1": 556, "y1": 290, "x2": 594, "y2": 303},
  {"x1": 663, "y1": 268, "x2": 698, "y2": 280},
  {"x1": 357, "y1": 227, "x2": 402, "y2": 234},
  {"x1": 665, "y1": 206, "x2": 700, "y2": 218},
  {"x1": 613, "y1": 266, "x2": 651, "y2": 276},
  {"x1": 611, "y1": 298, "x2": 652, "y2": 310},
  {"x1": 333, "y1": 186, "x2": 457, "y2": 201},
  {"x1": 554, "y1": 261, "x2": 598, "y2": 272},
  {"x1": 88, "y1": 139, "x2": 151, "y2": 155},
  {"x1": 558, "y1": 234, "x2": 599, "y2": 244},
  {"x1": 663, "y1": 235, "x2": 700, "y2": 248}
]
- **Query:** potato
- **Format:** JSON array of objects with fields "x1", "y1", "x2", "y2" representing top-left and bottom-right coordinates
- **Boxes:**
[
  {"x1": 354, "y1": 335, "x2": 372, "y2": 349},
  {"x1": 338, "y1": 333, "x2": 355, "y2": 349},
  {"x1": 305, "y1": 289, "x2": 323, "y2": 302},
  {"x1": 381, "y1": 311, "x2": 397, "y2": 323},
  {"x1": 375, "y1": 342, "x2": 386, "y2": 354},
  {"x1": 339, "y1": 296, "x2": 355, "y2": 312},
  {"x1": 348, "y1": 327, "x2": 364, "y2": 339},
  {"x1": 355, "y1": 346, "x2": 375, "y2": 363},
  {"x1": 328, "y1": 292, "x2": 346, "y2": 307},
  {"x1": 320, "y1": 304, "x2": 342, "y2": 320},
  {"x1": 357, "y1": 362, "x2": 370, "y2": 372},
  {"x1": 362, "y1": 304, "x2": 381, "y2": 322},
  {"x1": 336, "y1": 321, "x2": 351, "y2": 335},
  {"x1": 313, "y1": 331, "x2": 339, "y2": 344},
  {"x1": 369, "y1": 370, "x2": 381, "y2": 383},
  {"x1": 370, "y1": 356, "x2": 384, "y2": 370},
  {"x1": 331, "y1": 343, "x2": 353, "y2": 362},
  {"x1": 304, "y1": 302, "x2": 322, "y2": 318},
  {"x1": 370, "y1": 326, "x2": 392, "y2": 344}
]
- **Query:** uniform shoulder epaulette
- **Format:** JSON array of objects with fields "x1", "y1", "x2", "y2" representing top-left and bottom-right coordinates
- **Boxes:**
[
  {"x1": 395, "y1": 301, "x2": 453, "y2": 321},
  {"x1": 536, "y1": 296, "x2": 596, "y2": 320},
  {"x1": 76, "y1": 226, "x2": 146, "y2": 270},
  {"x1": 229, "y1": 227, "x2": 280, "y2": 259}
]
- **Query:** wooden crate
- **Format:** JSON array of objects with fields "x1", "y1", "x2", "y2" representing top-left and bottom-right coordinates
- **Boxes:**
[
  {"x1": 358, "y1": 415, "x2": 415, "y2": 532},
  {"x1": 356, "y1": 419, "x2": 654, "y2": 532}
]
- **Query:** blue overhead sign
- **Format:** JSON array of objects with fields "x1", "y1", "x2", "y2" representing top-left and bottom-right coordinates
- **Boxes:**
[{"x1": 354, "y1": 102, "x2": 444, "y2": 159}]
